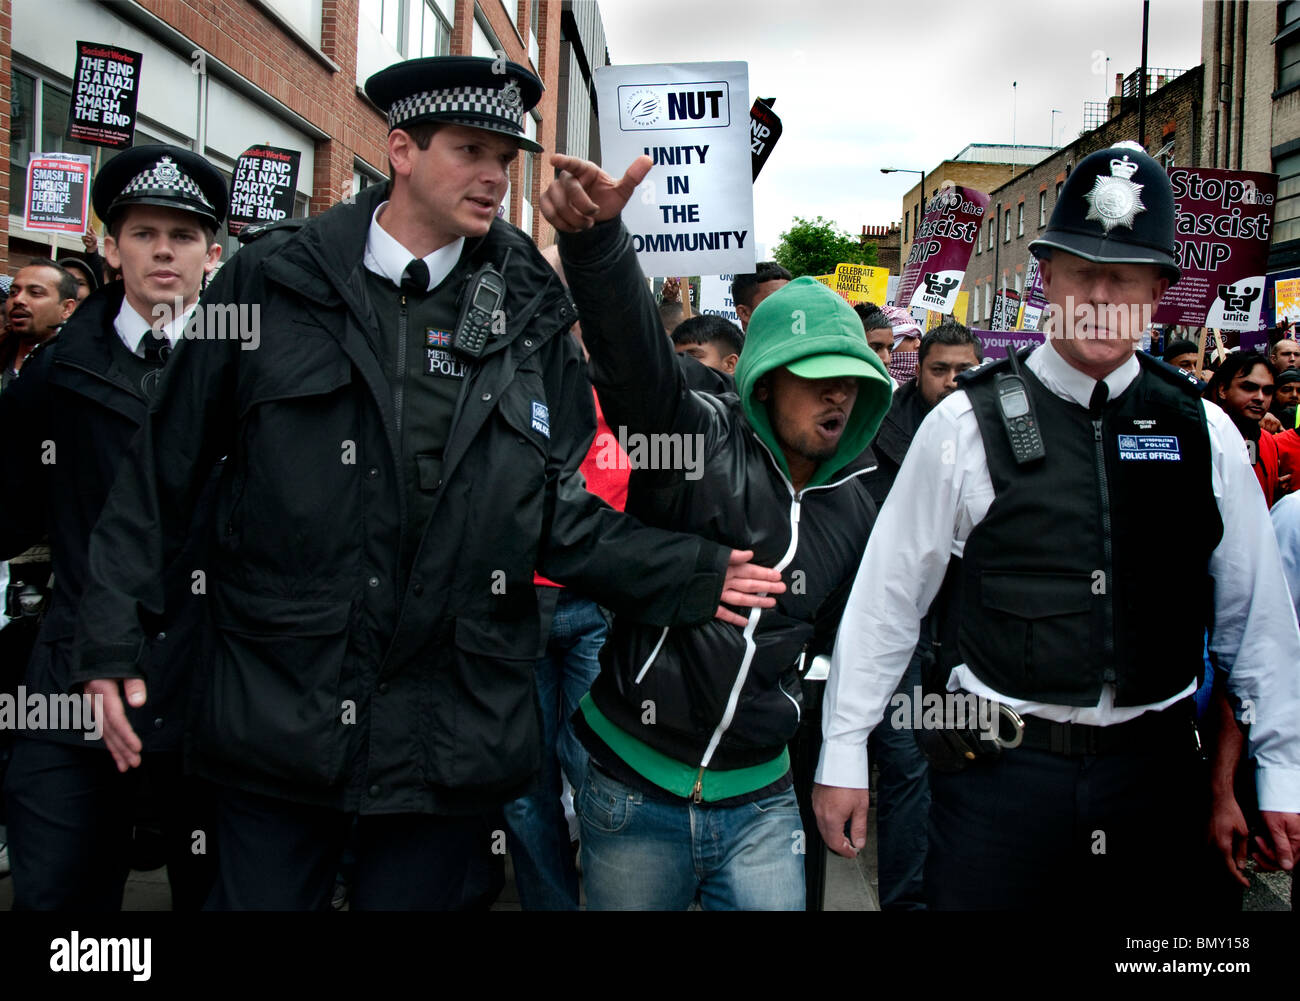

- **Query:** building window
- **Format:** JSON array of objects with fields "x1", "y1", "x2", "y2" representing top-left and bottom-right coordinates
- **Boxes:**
[
  {"x1": 903, "y1": 212, "x2": 908, "y2": 246},
  {"x1": 9, "y1": 68, "x2": 100, "y2": 220},
  {"x1": 1276, "y1": 149, "x2": 1300, "y2": 244},
  {"x1": 1004, "y1": 207, "x2": 1012, "y2": 242},
  {"x1": 984, "y1": 282, "x2": 993, "y2": 321},
  {"x1": 1055, "y1": 180, "x2": 1063, "y2": 205},
  {"x1": 987, "y1": 218, "x2": 994, "y2": 250},
  {"x1": 362, "y1": 0, "x2": 451, "y2": 57},
  {"x1": 975, "y1": 226, "x2": 981, "y2": 254},
  {"x1": 913, "y1": 203, "x2": 919, "y2": 239},
  {"x1": 1017, "y1": 203, "x2": 1024, "y2": 237},
  {"x1": 1039, "y1": 191, "x2": 1047, "y2": 227},
  {"x1": 1280, "y1": 1, "x2": 1300, "y2": 89}
]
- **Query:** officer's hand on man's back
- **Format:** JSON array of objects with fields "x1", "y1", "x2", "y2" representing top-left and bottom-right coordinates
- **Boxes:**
[{"x1": 541, "y1": 153, "x2": 653, "y2": 233}]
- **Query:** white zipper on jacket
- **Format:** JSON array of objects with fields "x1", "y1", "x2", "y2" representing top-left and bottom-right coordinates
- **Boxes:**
[
  {"x1": 634, "y1": 626, "x2": 670, "y2": 684},
  {"x1": 697, "y1": 433, "x2": 878, "y2": 769}
]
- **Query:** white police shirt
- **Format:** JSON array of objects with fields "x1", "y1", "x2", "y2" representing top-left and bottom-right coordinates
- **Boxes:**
[
  {"x1": 363, "y1": 202, "x2": 462, "y2": 291},
  {"x1": 113, "y1": 298, "x2": 196, "y2": 357},
  {"x1": 1271, "y1": 491, "x2": 1300, "y2": 630},
  {"x1": 816, "y1": 341, "x2": 1300, "y2": 812}
]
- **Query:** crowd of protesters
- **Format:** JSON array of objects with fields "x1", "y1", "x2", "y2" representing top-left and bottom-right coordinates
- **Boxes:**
[{"x1": 1, "y1": 53, "x2": 1298, "y2": 914}]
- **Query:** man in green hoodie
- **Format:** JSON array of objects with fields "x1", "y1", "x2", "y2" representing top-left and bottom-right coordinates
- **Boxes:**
[{"x1": 543, "y1": 153, "x2": 892, "y2": 909}]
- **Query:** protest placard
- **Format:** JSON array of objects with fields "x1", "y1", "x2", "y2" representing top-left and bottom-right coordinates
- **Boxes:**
[
  {"x1": 698, "y1": 274, "x2": 743, "y2": 329},
  {"x1": 990, "y1": 288, "x2": 1021, "y2": 332},
  {"x1": 926, "y1": 291, "x2": 969, "y2": 330},
  {"x1": 1155, "y1": 167, "x2": 1277, "y2": 332},
  {"x1": 24, "y1": 154, "x2": 92, "y2": 234},
  {"x1": 750, "y1": 98, "x2": 781, "y2": 180},
  {"x1": 896, "y1": 184, "x2": 989, "y2": 314},
  {"x1": 66, "y1": 41, "x2": 142, "y2": 149},
  {"x1": 1270, "y1": 270, "x2": 1300, "y2": 325},
  {"x1": 227, "y1": 145, "x2": 301, "y2": 236},
  {"x1": 596, "y1": 61, "x2": 756, "y2": 276},
  {"x1": 833, "y1": 263, "x2": 889, "y2": 305},
  {"x1": 1021, "y1": 258, "x2": 1048, "y2": 330},
  {"x1": 973, "y1": 328, "x2": 1046, "y2": 361}
]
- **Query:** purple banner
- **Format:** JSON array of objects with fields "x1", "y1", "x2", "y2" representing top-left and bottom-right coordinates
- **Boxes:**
[
  {"x1": 1155, "y1": 167, "x2": 1277, "y2": 332},
  {"x1": 973, "y1": 328, "x2": 1046, "y2": 361},
  {"x1": 896, "y1": 184, "x2": 989, "y2": 314}
]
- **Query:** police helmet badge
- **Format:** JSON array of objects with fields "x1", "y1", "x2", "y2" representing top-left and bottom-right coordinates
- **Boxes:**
[
  {"x1": 1084, "y1": 154, "x2": 1146, "y2": 232},
  {"x1": 153, "y1": 156, "x2": 184, "y2": 188},
  {"x1": 500, "y1": 79, "x2": 523, "y2": 112}
]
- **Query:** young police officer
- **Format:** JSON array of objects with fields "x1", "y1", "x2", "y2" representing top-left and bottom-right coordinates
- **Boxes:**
[
  {"x1": 813, "y1": 142, "x2": 1300, "y2": 909},
  {"x1": 0, "y1": 146, "x2": 226, "y2": 909},
  {"x1": 71, "y1": 56, "x2": 779, "y2": 910}
]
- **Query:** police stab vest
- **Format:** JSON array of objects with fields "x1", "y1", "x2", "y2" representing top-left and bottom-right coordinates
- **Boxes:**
[{"x1": 935, "y1": 351, "x2": 1222, "y2": 707}]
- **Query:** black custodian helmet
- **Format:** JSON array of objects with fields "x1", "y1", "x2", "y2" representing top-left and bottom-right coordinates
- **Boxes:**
[{"x1": 1029, "y1": 141, "x2": 1179, "y2": 285}]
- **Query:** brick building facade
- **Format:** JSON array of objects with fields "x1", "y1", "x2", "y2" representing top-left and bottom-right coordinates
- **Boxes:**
[
  {"x1": 860, "y1": 222, "x2": 900, "y2": 274},
  {"x1": 3, "y1": 0, "x2": 571, "y2": 274},
  {"x1": 969, "y1": 66, "x2": 1203, "y2": 327}
]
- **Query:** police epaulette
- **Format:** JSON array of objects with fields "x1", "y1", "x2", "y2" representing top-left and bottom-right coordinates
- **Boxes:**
[
  {"x1": 237, "y1": 217, "x2": 307, "y2": 245},
  {"x1": 1136, "y1": 350, "x2": 1204, "y2": 395}
]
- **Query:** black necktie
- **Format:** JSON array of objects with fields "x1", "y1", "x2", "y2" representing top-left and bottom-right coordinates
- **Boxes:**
[
  {"x1": 401, "y1": 259, "x2": 430, "y2": 293},
  {"x1": 1088, "y1": 380, "x2": 1109, "y2": 417},
  {"x1": 142, "y1": 330, "x2": 170, "y2": 364}
]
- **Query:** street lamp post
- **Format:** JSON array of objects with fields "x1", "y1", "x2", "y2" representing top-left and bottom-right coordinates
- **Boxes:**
[{"x1": 882, "y1": 167, "x2": 928, "y2": 312}]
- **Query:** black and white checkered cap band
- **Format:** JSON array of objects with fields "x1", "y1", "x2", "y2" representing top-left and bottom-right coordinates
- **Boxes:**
[
  {"x1": 119, "y1": 157, "x2": 214, "y2": 210},
  {"x1": 387, "y1": 85, "x2": 524, "y2": 132}
]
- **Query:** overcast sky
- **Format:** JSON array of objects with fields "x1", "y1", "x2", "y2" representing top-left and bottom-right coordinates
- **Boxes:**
[{"x1": 598, "y1": 0, "x2": 1204, "y2": 259}]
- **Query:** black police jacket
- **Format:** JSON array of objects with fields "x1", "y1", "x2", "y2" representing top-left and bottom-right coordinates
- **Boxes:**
[
  {"x1": 0, "y1": 282, "x2": 215, "y2": 750},
  {"x1": 69, "y1": 183, "x2": 731, "y2": 813}
]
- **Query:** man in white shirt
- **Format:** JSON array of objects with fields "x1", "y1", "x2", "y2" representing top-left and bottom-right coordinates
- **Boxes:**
[
  {"x1": 0, "y1": 144, "x2": 227, "y2": 909},
  {"x1": 812, "y1": 142, "x2": 1300, "y2": 910}
]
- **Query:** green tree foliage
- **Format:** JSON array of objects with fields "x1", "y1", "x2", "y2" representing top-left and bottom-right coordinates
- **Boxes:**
[{"x1": 771, "y1": 215, "x2": 878, "y2": 278}]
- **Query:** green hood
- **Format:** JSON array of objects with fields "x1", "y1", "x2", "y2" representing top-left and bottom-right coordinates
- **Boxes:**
[{"x1": 734, "y1": 276, "x2": 893, "y2": 488}]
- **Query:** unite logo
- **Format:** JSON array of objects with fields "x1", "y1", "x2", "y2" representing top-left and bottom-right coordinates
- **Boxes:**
[{"x1": 618, "y1": 81, "x2": 731, "y2": 131}]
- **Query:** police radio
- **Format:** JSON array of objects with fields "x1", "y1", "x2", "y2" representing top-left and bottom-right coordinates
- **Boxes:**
[
  {"x1": 452, "y1": 256, "x2": 508, "y2": 361},
  {"x1": 995, "y1": 348, "x2": 1045, "y2": 464}
]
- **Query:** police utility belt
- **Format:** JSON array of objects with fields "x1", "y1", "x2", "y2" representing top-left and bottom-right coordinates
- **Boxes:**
[{"x1": 916, "y1": 694, "x2": 1199, "y2": 773}]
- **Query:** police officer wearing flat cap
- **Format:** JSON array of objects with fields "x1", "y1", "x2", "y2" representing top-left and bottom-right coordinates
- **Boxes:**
[
  {"x1": 0, "y1": 144, "x2": 227, "y2": 909},
  {"x1": 812, "y1": 142, "x2": 1300, "y2": 909},
  {"x1": 71, "y1": 56, "x2": 778, "y2": 910}
]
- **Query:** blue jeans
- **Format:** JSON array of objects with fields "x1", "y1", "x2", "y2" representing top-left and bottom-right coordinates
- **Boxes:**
[
  {"x1": 503, "y1": 589, "x2": 607, "y2": 910},
  {"x1": 579, "y1": 765, "x2": 806, "y2": 910}
]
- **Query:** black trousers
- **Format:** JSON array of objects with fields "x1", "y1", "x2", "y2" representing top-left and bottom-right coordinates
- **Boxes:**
[
  {"x1": 3, "y1": 739, "x2": 215, "y2": 910},
  {"x1": 205, "y1": 784, "x2": 504, "y2": 911},
  {"x1": 926, "y1": 742, "x2": 1206, "y2": 911}
]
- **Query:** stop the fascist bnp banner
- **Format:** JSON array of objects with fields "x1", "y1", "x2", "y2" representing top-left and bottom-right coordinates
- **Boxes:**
[
  {"x1": 1154, "y1": 167, "x2": 1277, "y2": 332},
  {"x1": 596, "y1": 61, "x2": 756, "y2": 276},
  {"x1": 895, "y1": 185, "x2": 989, "y2": 314},
  {"x1": 66, "y1": 41, "x2": 142, "y2": 149},
  {"x1": 227, "y1": 145, "x2": 301, "y2": 236}
]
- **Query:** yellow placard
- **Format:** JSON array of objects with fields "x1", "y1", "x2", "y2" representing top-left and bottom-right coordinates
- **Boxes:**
[
  {"x1": 927, "y1": 291, "x2": 969, "y2": 330},
  {"x1": 1276, "y1": 278, "x2": 1300, "y2": 324},
  {"x1": 813, "y1": 273, "x2": 836, "y2": 287},
  {"x1": 832, "y1": 263, "x2": 890, "y2": 305}
]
